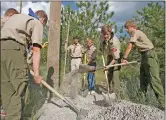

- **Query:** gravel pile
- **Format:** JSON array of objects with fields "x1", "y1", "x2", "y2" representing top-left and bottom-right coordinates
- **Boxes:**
[
  {"x1": 37, "y1": 93, "x2": 164, "y2": 120},
  {"x1": 37, "y1": 69, "x2": 164, "y2": 120}
]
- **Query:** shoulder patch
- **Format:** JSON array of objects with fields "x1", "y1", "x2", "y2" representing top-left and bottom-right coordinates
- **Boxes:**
[
  {"x1": 111, "y1": 48, "x2": 117, "y2": 52},
  {"x1": 131, "y1": 34, "x2": 134, "y2": 37}
]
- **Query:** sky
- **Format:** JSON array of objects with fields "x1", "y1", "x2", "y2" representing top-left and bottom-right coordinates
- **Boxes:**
[{"x1": 1, "y1": 1, "x2": 164, "y2": 38}]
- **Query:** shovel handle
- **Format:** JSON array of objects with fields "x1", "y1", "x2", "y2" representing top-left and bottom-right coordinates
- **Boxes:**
[
  {"x1": 106, "y1": 61, "x2": 138, "y2": 69},
  {"x1": 30, "y1": 70, "x2": 80, "y2": 113},
  {"x1": 30, "y1": 70, "x2": 66, "y2": 101},
  {"x1": 101, "y1": 55, "x2": 110, "y2": 94},
  {"x1": 40, "y1": 80, "x2": 80, "y2": 113}
]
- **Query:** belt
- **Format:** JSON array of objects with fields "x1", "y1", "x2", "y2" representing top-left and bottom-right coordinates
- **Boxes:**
[
  {"x1": 71, "y1": 57, "x2": 82, "y2": 59},
  {"x1": 1, "y1": 38, "x2": 24, "y2": 46}
]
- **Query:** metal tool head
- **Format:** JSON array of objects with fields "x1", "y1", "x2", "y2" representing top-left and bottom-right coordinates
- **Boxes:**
[
  {"x1": 78, "y1": 64, "x2": 96, "y2": 73},
  {"x1": 76, "y1": 109, "x2": 88, "y2": 120},
  {"x1": 78, "y1": 89, "x2": 89, "y2": 98},
  {"x1": 101, "y1": 92, "x2": 117, "y2": 105}
]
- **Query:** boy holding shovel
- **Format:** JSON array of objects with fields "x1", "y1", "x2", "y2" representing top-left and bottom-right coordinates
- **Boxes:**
[
  {"x1": 1, "y1": 9, "x2": 48, "y2": 120},
  {"x1": 100, "y1": 25, "x2": 121, "y2": 99},
  {"x1": 122, "y1": 20, "x2": 165, "y2": 110}
]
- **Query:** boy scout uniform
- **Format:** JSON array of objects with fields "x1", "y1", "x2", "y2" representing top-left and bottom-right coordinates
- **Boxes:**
[
  {"x1": 1, "y1": 14, "x2": 43, "y2": 120},
  {"x1": 101, "y1": 35, "x2": 121, "y2": 97},
  {"x1": 86, "y1": 45, "x2": 97, "y2": 91},
  {"x1": 1, "y1": 17, "x2": 9, "y2": 29},
  {"x1": 67, "y1": 43, "x2": 84, "y2": 71},
  {"x1": 1, "y1": 17, "x2": 6, "y2": 28},
  {"x1": 129, "y1": 30, "x2": 165, "y2": 108},
  {"x1": 26, "y1": 44, "x2": 33, "y2": 70}
]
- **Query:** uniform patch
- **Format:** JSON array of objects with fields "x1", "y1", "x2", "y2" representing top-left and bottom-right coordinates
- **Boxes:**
[
  {"x1": 111, "y1": 48, "x2": 117, "y2": 52},
  {"x1": 131, "y1": 34, "x2": 134, "y2": 37}
]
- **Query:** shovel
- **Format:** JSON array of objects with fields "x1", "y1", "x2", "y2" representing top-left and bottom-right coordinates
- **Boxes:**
[
  {"x1": 101, "y1": 55, "x2": 111, "y2": 102},
  {"x1": 78, "y1": 60, "x2": 139, "y2": 104},
  {"x1": 30, "y1": 70, "x2": 87, "y2": 120},
  {"x1": 78, "y1": 61, "x2": 139, "y2": 73}
]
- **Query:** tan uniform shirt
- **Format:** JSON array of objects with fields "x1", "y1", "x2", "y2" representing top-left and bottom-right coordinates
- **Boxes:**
[
  {"x1": 67, "y1": 43, "x2": 84, "y2": 58},
  {"x1": 1, "y1": 14, "x2": 43, "y2": 47},
  {"x1": 86, "y1": 45, "x2": 97, "y2": 64},
  {"x1": 129, "y1": 30, "x2": 154, "y2": 52},
  {"x1": 104, "y1": 35, "x2": 121, "y2": 60},
  {"x1": 1, "y1": 17, "x2": 6, "y2": 29}
]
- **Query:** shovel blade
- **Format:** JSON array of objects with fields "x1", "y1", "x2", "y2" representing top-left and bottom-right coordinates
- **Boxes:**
[
  {"x1": 102, "y1": 92, "x2": 117, "y2": 105},
  {"x1": 78, "y1": 64, "x2": 96, "y2": 73},
  {"x1": 76, "y1": 109, "x2": 88, "y2": 120}
]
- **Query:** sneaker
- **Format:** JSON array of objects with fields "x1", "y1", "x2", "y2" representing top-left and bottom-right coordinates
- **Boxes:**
[
  {"x1": 91, "y1": 90, "x2": 96, "y2": 95},
  {"x1": 88, "y1": 91, "x2": 91, "y2": 95}
]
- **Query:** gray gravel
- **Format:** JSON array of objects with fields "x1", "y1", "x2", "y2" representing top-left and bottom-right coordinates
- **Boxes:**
[
  {"x1": 37, "y1": 93, "x2": 164, "y2": 120},
  {"x1": 37, "y1": 70, "x2": 164, "y2": 120}
]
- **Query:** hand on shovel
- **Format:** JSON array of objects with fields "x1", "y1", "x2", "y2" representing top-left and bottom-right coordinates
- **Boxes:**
[
  {"x1": 34, "y1": 75, "x2": 43, "y2": 84},
  {"x1": 89, "y1": 66, "x2": 96, "y2": 72},
  {"x1": 103, "y1": 66, "x2": 109, "y2": 72},
  {"x1": 122, "y1": 59, "x2": 128, "y2": 65}
]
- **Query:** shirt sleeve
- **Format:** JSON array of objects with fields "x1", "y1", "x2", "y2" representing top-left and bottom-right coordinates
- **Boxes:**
[
  {"x1": 81, "y1": 45, "x2": 85, "y2": 53},
  {"x1": 1, "y1": 17, "x2": 7, "y2": 29},
  {"x1": 67, "y1": 45, "x2": 71, "y2": 51},
  {"x1": 111, "y1": 37, "x2": 120, "y2": 60},
  {"x1": 111, "y1": 47, "x2": 120, "y2": 60},
  {"x1": 91, "y1": 49, "x2": 97, "y2": 60},
  {"x1": 31, "y1": 20, "x2": 43, "y2": 47},
  {"x1": 129, "y1": 32, "x2": 138, "y2": 43}
]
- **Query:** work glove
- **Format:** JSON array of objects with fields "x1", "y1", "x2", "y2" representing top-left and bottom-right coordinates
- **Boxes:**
[{"x1": 42, "y1": 42, "x2": 49, "y2": 48}]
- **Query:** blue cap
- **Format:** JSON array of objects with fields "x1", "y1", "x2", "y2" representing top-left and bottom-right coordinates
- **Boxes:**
[{"x1": 28, "y1": 8, "x2": 39, "y2": 20}]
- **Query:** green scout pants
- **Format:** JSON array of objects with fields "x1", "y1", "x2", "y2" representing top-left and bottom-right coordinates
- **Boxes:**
[
  {"x1": 1, "y1": 40, "x2": 29, "y2": 120},
  {"x1": 140, "y1": 49, "x2": 165, "y2": 108},
  {"x1": 107, "y1": 55, "x2": 121, "y2": 97}
]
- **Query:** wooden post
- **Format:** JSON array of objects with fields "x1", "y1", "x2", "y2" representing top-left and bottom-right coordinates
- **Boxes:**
[
  {"x1": 63, "y1": 20, "x2": 70, "y2": 76},
  {"x1": 19, "y1": 0, "x2": 22, "y2": 13},
  {"x1": 47, "y1": 1, "x2": 61, "y2": 91}
]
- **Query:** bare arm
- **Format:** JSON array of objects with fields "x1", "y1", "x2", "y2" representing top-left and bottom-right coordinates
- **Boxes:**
[
  {"x1": 123, "y1": 42, "x2": 133, "y2": 59},
  {"x1": 32, "y1": 45, "x2": 43, "y2": 84},
  {"x1": 33, "y1": 46, "x2": 41, "y2": 76},
  {"x1": 109, "y1": 59, "x2": 116, "y2": 65}
]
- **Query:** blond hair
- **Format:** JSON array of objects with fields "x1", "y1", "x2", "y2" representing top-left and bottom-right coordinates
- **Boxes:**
[
  {"x1": 4, "y1": 8, "x2": 19, "y2": 17},
  {"x1": 101, "y1": 25, "x2": 112, "y2": 33},
  {"x1": 124, "y1": 20, "x2": 137, "y2": 28},
  {"x1": 35, "y1": 10, "x2": 48, "y2": 24},
  {"x1": 87, "y1": 38, "x2": 94, "y2": 43}
]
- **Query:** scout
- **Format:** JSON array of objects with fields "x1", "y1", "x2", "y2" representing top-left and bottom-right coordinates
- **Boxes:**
[
  {"x1": 86, "y1": 39, "x2": 97, "y2": 95},
  {"x1": 122, "y1": 20, "x2": 165, "y2": 110},
  {"x1": 1, "y1": 10, "x2": 48, "y2": 120},
  {"x1": 1, "y1": 8, "x2": 19, "y2": 28},
  {"x1": 67, "y1": 37, "x2": 84, "y2": 71},
  {"x1": 100, "y1": 25, "x2": 121, "y2": 99},
  {"x1": 0, "y1": 8, "x2": 19, "y2": 119}
]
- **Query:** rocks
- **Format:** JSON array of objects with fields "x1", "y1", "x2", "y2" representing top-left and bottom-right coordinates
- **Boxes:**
[
  {"x1": 37, "y1": 70, "x2": 164, "y2": 120},
  {"x1": 37, "y1": 93, "x2": 164, "y2": 120},
  {"x1": 84, "y1": 100, "x2": 164, "y2": 120}
]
